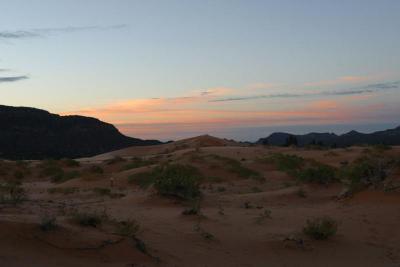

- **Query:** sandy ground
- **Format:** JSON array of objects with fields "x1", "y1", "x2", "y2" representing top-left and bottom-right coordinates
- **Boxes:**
[{"x1": 1, "y1": 136, "x2": 400, "y2": 267}]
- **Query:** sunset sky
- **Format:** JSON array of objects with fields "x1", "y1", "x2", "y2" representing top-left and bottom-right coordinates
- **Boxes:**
[{"x1": 1, "y1": 0, "x2": 399, "y2": 141}]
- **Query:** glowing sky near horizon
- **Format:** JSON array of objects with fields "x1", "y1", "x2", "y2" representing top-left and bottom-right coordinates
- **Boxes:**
[{"x1": 1, "y1": 0, "x2": 399, "y2": 141}]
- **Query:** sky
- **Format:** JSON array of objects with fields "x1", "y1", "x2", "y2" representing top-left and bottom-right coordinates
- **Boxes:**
[{"x1": 0, "y1": 0, "x2": 399, "y2": 141}]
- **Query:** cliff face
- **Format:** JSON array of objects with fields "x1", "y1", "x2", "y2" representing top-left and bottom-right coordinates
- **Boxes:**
[{"x1": 0, "y1": 105, "x2": 161, "y2": 159}]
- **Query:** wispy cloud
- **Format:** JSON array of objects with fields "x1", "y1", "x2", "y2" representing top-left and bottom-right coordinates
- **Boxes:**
[
  {"x1": 304, "y1": 75, "x2": 371, "y2": 87},
  {"x1": 211, "y1": 81, "x2": 400, "y2": 102},
  {"x1": 0, "y1": 75, "x2": 28, "y2": 83},
  {"x1": 0, "y1": 24, "x2": 127, "y2": 40}
]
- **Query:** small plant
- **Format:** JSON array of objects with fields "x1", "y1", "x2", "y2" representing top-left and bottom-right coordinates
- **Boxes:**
[
  {"x1": 303, "y1": 216, "x2": 338, "y2": 240},
  {"x1": 40, "y1": 215, "x2": 57, "y2": 231},
  {"x1": 297, "y1": 163, "x2": 337, "y2": 184},
  {"x1": 265, "y1": 153, "x2": 304, "y2": 175},
  {"x1": 115, "y1": 220, "x2": 140, "y2": 237},
  {"x1": 153, "y1": 164, "x2": 202, "y2": 200},
  {"x1": 339, "y1": 155, "x2": 394, "y2": 193},
  {"x1": 0, "y1": 182, "x2": 25, "y2": 204},
  {"x1": 72, "y1": 211, "x2": 103, "y2": 227},
  {"x1": 194, "y1": 224, "x2": 215, "y2": 241}
]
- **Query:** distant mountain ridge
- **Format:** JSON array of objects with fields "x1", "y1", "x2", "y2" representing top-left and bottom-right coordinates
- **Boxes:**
[
  {"x1": 257, "y1": 125, "x2": 400, "y2": 147},
  {"x1": 0, "y1": 105, "x2": 161, "y2": 159}
]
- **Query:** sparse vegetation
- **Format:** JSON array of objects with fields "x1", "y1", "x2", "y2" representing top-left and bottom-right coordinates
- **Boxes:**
[
  {"x1": 128, "y1": 171, "x2": 155, "y2": 189},
  {"x1": 303, "y1": 216, "x2": 338, "y2": 240},
  {"x1": 210, "y1": 154, "x2": 263, "y2": 181},
  {"x1": 51, "y1": 170, "x2": 80, "y2": 183},
  {"x1": 265, "y1": 153, "x2": 304, "y2": 175},
  {"x1": 121, "y1": 157, "x2": 155, "y2": 171},
  {"x1": 114, "y1": 220, "x2": 140, "y2": 237},
  {"x1": 339, "y1": 154, "x2": 396, "y2": 193},
  {"x1": 0, "y1": 182, "x2": 25, "y2": 204},
  {"x1": 297, "y1": 163, "x2": 337, "y2": 185},
  {"x1": 153, "y1": 164, "x2": 202, "y2": 200}
]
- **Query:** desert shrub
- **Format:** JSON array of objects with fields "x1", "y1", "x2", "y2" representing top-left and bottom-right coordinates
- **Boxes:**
[
  {"x1": 339, "y1": 155, "x2": 394, "y2": 192},
  {"x1": 0, "y1": 182, "x2": 25, "y2": 204},
  {"x1": 40, "y1": 215, "x2": 57, "y2": 231},
  {"x1": 48, "y1": 187, "x2": 78, "y2": 194},
  {"x1": 62, "y1": 158, "x2": 80, "y2": 167},
  {"x1": 266, "y1": 153, "x2": 304, "y2": 175},
  {"x1": 153, "y1": 164, "x2": 202, "y2": 200},
  {"x1": 88, "y1": 165, "x2": 104, "y2": 174},
  {"x1": 115, "y1": 220, "x2": 140, "y2": 237},
  {"x1": 51, "y1": 170, "x2": 80, "y2": 183},
  {"x1": 72, "y1": 211, "x2": 103, "y2": 227},
  {"x1": 303, "y1": 216, "x2": 338, "y2": 240},
  {"x1": 297, "y1": 163, "x2": 337, "y2": 184},
  {"x1": 210, "y1": 154, "x2": 262, "y2": 180},
  {"x1": 128, "y1": 172, "x2": 155, "y2": 189}
]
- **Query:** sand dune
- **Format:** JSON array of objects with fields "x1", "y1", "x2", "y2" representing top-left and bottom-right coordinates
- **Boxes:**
[{"x1": 1, "y1": 137, "x2": 399, "y2": 266}]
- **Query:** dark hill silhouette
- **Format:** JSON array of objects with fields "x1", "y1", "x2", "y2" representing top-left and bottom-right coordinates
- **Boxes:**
[
  {"x1": 0, "y1": 105, "x2": 161, "y2": 159},
  {"x1": 257, "y1": 126, "x2": 400, "y2": 147}
]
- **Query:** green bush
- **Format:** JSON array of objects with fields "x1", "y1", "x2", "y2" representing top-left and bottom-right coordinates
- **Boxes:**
[
  {"x1": 266, "y1": 153, "x2": 304, "y2": 175},
  {"x1": 303, "y1": 216, "x2": 338, "y2": 240},
  {"x1": 153, "y1": 164, "x2": 202, "y2": 200},
  {"x1": 297, "y1": 163, "x2": 337, "y2": 184},
  {"x1": 210, "y1": 154, "x2": 261, "y2": 180},
  {"x1": 339, "y1": 155, "x2": 391, "y2": 192},
  {"x1": 0, "y1": 182, "x2": 25, "y2": 204},
  {"x1": 115, "y1": 220, "x2": 140, "y2": 237}
]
